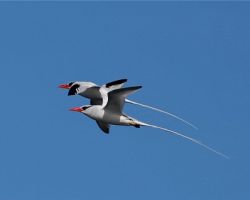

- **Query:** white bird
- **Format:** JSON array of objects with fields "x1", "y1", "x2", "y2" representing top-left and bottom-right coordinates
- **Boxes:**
[
  {"x1": 69, "y1": 85, "x2": 228, "y2": 159},
  {"x1": 59, "y1": 79, "x2": 198, "y2": 129}
]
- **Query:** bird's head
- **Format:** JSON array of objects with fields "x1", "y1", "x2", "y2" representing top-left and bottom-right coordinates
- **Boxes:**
[
  {"x1": 58, "y1": 81, "x2": 75, "y2": 89},
  {"x1": 58, "y1": 81, "x2": 97, "y2": 96},
  {"x1": 69, "y1": 105, "x2": 92, "y2": 114}
]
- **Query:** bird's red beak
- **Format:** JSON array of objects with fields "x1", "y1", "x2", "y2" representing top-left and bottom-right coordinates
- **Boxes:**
[
  {"x1": 69, "y1": 107, "x2": 83, "y2": 112},
  {"x1": 58, "y1": 84, "x2": 70, "y2": 89}
]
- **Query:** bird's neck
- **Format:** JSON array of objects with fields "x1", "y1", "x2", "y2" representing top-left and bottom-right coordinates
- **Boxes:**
[{"x1": 84, "y1": 106, "x2": 104, "y2": 120}]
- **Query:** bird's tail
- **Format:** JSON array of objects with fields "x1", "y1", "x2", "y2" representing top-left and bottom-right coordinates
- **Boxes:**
[
  {"x1": 135, "y1": 120, "x2": 229, "y2": 159},
  {"x1": 125, "y1": 99, "x2": 198, "y2": 130}
]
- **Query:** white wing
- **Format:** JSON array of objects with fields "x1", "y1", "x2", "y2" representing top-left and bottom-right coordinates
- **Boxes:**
[
  {"x1": 99, "y1": 79, "x2": 128, "y2": 109},
  {"x1": 100, "y1": 86, "x2": 142, "y2": 114}
]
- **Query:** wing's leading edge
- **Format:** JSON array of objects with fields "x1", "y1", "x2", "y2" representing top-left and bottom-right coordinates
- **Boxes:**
[{"x1": 104, "y1": 86, "x2": 142, "y2": 114}]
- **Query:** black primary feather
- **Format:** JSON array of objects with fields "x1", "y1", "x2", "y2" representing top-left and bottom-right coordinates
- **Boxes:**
[{"x1": 105, "y1": 79, "x2": 127, "y2": 88}]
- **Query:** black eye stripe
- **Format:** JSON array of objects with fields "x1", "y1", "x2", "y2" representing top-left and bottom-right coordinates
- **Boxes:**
[
  {"x1": 69, "y1": 82, "x2": 74, "y2": 87},
  {"x1": 68, "y1": 84, "x2": 80, "y2": 96},
  {"x1": 81, "y1": 106, "x2": 91, "y2": 110}
]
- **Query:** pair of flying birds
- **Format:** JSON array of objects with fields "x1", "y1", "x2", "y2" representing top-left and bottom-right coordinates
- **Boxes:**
[{"x1": 59, "y1": 78, "x2": 228, "y2": 158}]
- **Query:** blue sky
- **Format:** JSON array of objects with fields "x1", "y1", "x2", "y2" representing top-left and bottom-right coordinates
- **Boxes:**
[{"x1": 0, "y1": 2, "x2": 249, "y2": 200}]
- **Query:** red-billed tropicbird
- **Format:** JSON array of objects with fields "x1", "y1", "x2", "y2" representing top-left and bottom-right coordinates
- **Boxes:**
[
  {"x1": 69, "y1": 85, "x2": 228, "y2": 159},
  {"x1": 59, "y1": 79, "x2": 198, "y2": 129}
]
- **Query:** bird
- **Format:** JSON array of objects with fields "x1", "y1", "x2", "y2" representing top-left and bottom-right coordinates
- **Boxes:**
[
  {"x1": 59, "y1": 79, "x2": 198, "y2": 129},
  {"x1": 69, "y1": 85, "x2": 229, "y2": 159}
]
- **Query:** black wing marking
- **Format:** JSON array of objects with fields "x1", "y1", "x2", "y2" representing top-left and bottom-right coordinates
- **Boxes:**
[
  {"x1": 105, "y1": 79, "x2": 127, "y2": 88},
  {"x1": 96, "y1": 121, "x2": 110, "y2": 134}
]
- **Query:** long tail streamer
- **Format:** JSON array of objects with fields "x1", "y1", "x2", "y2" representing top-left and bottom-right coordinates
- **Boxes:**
[
  {"x1": 137, "y1": 121, "x2": 229, "y2": 159},
  {"x1": 125, "y1": 99, "x2": 198, "y2": 130}
]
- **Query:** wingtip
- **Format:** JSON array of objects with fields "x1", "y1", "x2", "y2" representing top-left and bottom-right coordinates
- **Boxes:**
[
  {"x1": 102, "y1": 129, "x2": 110, "y2": 134},
  {"x1": 106, "y1": 79, "x2": 128, "y2": 88},
  {"x1": 127, "y1": 86, "x2": 142, "y2": 91},
  {"x1": 121, "y1": 78, "x2": 128, "y2": 83}
]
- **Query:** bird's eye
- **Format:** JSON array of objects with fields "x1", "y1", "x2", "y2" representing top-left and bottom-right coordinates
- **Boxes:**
[
  {"x1": 82, "y1": 106, "x2": 87, "y2": 110},
  {"x1": 69, "y1": 82, "x2": 74, "y2": 87},
  {"x1": 81, "y1": 106, "x2": 91, "y2": 110}
]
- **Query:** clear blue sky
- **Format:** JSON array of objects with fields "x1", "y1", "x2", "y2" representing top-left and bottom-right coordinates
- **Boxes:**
[{"x1": 0, "y1": 2, "x2": 249, "y2": 200}]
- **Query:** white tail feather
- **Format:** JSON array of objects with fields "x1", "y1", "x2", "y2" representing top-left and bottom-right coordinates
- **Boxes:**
[
  {"x1": 125, "y1": 99, "x2": 198, "y2": 130},
  {"x1": 137, "y1": 121, "x2": 229, "y2": 159}
]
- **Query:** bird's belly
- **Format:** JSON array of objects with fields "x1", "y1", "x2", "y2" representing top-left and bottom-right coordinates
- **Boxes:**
[{"x1": 101, "y1": 112, "x2": 129, "y2": 126}]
